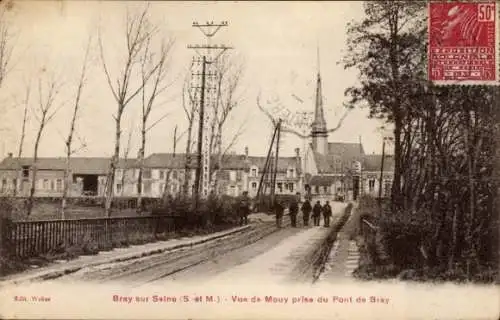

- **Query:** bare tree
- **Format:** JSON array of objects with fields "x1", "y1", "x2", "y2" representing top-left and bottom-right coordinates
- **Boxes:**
[
  {"x1": 256, "y1": 93, "x2": 350, "y2": 139},
  {"x1": 136, "y1": 34, "x2": 174, "y2": 212},
  {"x1": 12, "y1": 80, "x2": 31, "y2": 197},
  {"x1": 207, "y1": 55, "x2": 245, "y2": 193},
  {"x1": 120, "y1": 124, "x2": 135, "y2": 197},
  {"x1": 26, "y1": 74, "x2": 62, "y2": 216},
  {"x1": 16, "y1": 83, "x2": 29, "y2": 159},
  {"x1": 60, "y1": 38, "x2": 91, "y2": 219},
  {"x1": 98, "y1": 6, "x2": 164, "y2": 216},
  {"x1": 182, "y1": 74, "x2": 198, "y2": 197}
]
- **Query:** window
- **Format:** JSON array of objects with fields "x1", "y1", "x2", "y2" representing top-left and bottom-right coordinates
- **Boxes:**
[
  {"x1": 315, "y1": 186, "x2": 319, "y2": 194},
  {"x1": 172, "y1": 170, "x2": 178, "y2": 179},
  {"x1": 288, "y1": 168, "x2": 294, "y2": 178},
  {"x1": 22, "y1": 166, "x2": 29, "y2": 178},
  {"x1": 50, "y1": 180, "x2": 55, "y2": 191},
  {"x1": 144, "y1": 181, "x2": 152, "y2": 195},
  {"x1": 229, "y1": 171, "x2": 236, "y2": 181},
  {"x1": 251, "y1": 182, "x2": 257, "y2": 189},
  {"x1": 115, "y1": 169, "x2": 122, "y2": 179},
  {"x1": 43, "y1": 179, "x2": 49, "y2": 190},
  {"x1": 116, "y1": 184, "x2": 122, "y2": 194},
  {"x1": 230, "y1": 185, "x2": 236, "y2": 196},
  {"x1": 1, "y1": 179, "x2": 6, "y2": 192},
  {"x1": 251, "y1": 168, "x2": 257, "y2": 177},
  {"x1": 368, "y1": 179, "x2": 375, "y2": 192},
  {"x1": 323, "y1": 186, "x2": 328, "y2": 194},
  {"x1": 159, "y1": 170, "x2": 165, "y2": 179},
  {"x1": 12, "y1": 178, "x2": 17, "y2": 191},
  {"x1": 236, "y1": 171, "x2": 242, "y2": 180},
  {"x1": 56, "y1": 179, "x2": 63, "y2": 191},
  {"x1": 143, "y1": 169, "x2": 152, "y2": 179},
  {"x1": 277, "y1": 183, "x2": 283, "y2": 193},
  {"x1": 289, "y1": 183, "x2": 294, "y2": 192}
]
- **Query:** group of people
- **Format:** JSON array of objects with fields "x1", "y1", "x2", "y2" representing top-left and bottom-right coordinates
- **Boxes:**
[{"x1": 238, "y1": 191, "x2": 333, "y2": 228}]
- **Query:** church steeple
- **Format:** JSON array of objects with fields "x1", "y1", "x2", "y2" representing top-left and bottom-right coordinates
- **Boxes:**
[{"x1": 311, "y1": 45, "x2": 328, "y2": 155}]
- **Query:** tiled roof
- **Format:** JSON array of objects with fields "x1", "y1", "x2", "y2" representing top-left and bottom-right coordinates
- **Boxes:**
[
  {"x1": 0, "y1": 157, "x2": 137, "y2": 174},
  {"x1": 362, "y1": 154, "x2": 395, "y2": 172},
  {"x1": 144, "y1": 153, "x2": 301, "y2": 173},
  {"x1": 311, "y1": 142, "x2": 366, "y2": 174},
  {"x1": 142, "y1": 153, "x2": 190, "y2": 169},
  {"x1": 328, "y1": 142, "x2": 365, "y2": 158}
]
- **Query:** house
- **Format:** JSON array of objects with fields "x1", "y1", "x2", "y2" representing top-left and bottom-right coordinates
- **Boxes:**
[
  {"x1": 134, "y1": 147, "x2": 302, "y2": 198},
  {"x1": 0, "y1": 154, "x2": 136, "y2": 197},
  {"x1": 360, "y1": 154, "x2": 395, "y2": 198}
]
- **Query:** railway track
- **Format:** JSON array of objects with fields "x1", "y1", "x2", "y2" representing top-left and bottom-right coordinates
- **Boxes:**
[{"x1": 63, "y1": 215, "x2": 291, "y2": 285}]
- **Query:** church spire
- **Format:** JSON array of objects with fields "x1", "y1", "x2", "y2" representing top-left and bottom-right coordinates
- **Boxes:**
[{"x1": 311, "y1": 44, "x2": 328, "y2": 155}]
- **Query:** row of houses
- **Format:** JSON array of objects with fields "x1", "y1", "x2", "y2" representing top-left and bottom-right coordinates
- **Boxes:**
[
  {"x1": 0, "y1": 147, "x2": 304, "y2": 199},
  {"x1": 0, "y1": 145, "x2": 394, "y2": 201}
]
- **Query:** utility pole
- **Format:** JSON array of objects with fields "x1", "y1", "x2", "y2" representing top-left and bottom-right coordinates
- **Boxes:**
[
  {"x1": 271, "y1": 119, "x2": 282, "y2": 206},
  {"x1": 188, "y1": 21, "x2": 232, "y2": 208}
]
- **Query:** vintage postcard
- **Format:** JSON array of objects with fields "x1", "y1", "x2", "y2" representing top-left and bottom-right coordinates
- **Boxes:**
[{"x1": 0, "y1": 1, "x2": 498, "y2": 319}]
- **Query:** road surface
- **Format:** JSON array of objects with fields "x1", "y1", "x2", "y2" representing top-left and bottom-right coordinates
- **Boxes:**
[{"x1": 55, "y1": 203, "x2": 347, "y2": 286}]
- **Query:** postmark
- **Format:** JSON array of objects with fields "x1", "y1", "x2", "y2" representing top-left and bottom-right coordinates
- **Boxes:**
[{"x1": 428, "y1": 1, "x2": 499, "y2": 85}]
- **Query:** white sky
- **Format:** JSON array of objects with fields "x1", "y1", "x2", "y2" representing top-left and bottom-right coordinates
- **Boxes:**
[{"x1": 0, "y1": 1, "x2": 394, "y2": 159}]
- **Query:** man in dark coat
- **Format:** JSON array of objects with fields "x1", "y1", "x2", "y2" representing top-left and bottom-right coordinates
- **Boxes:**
[
  {"x1": 274, "y1": 200, "x2": 284, "y2": 228},
  {"x1": 289, "y1": 198, "x2": 299, "y2": 227},
  {"x1": 322, "y1": 201, "x2": 332, "y2": 227},
  {"x1": 312, "y1": 200, "x2": 322, "y2": 226},
  {"x1": 238, "y1": 191, "x2": 250, "y2": 226},
  {"x1": 301, "y1": 199, "x2": 312, "y2": 227}
]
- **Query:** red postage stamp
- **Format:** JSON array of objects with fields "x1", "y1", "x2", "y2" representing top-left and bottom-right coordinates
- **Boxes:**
[{"x1": 429, "y1": 1, "x2": 499, "y2": 85}]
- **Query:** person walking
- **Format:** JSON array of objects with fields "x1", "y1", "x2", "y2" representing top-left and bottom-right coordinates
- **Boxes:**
[
  {"x1": 301, "y1": 199, "x2": 312, "y2": 227},
  {"x1": 274, "y1": 200, "x2": 284, "y2": 228},
  {"x1": 238, "y1": 191, "x2": 250, "y2": 226},
  {"x1": 322, "y1": 201, "x2": 332, "y2": 227},
  {"x1": 312, "y1": 200, "x2": 322, "y2": 226},
  {"x1": 289, "y1": 197, "x2": 299, "y2": 227}
]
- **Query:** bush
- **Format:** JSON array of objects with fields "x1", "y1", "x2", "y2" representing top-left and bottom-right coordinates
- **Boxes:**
[{"x1": 151, "y1": 195, "x2": 240, "y2": 229}]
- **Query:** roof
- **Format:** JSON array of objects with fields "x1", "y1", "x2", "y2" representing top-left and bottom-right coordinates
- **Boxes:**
[
  {"x1": 310, "y1": 142, "x2": 366, "y2": 174},
  {"x1": 309, "y1": 175, "x2": 338, "y2": 187},
  {"x1": 362, "y1": 154, "x2": 395, "y2": 172},
  {"x1": 144, "y1": 153, "x2": 301, "y2": 173},
  {"x1": 327, "y1": 142, "x2": 365, "y2": 158},
  {"x1": 0, "y1": 157, "x2": 137, "y2": 174}
]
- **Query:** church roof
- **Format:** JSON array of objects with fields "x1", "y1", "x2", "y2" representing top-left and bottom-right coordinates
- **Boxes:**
[
  {"x1": 311, "y1": 142, "x2": 365, "y2": 174},
  {"x1": 362, "y1": 154, "x2": 395, "y2": 172}
]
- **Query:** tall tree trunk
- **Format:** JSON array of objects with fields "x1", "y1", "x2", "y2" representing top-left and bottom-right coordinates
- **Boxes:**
[
  {"x1": 137, "y1": 122, "x2": 146, "y2": 213},
  {"x1": 105, "y1": 113, "x2": 122, "y2": 217},
  {"x1": 27, "y1": 124, "x2": 44, "y2": 216},
  {"x1": 61, "y1": 147, "x2": 71, "y2": 219}
]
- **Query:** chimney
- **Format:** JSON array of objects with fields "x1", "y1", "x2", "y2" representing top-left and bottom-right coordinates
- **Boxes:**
[
  {"x1": 244, "y1": 146, "x2": 249, "y2": 159},
  {"x1": 294, "y1": 148, "x2": 300, "y2": 159}
]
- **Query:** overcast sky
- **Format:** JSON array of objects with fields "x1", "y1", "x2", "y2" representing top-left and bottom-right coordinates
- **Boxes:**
[{"x1": 0, "y1": 1, "x2": 394, "y2": 160}]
